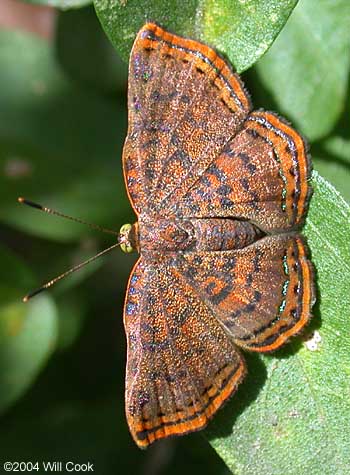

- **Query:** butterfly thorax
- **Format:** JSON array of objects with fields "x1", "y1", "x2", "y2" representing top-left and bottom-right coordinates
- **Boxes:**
[{"x1": 134, "y1": 218, "x2": 263, "y2": 253}]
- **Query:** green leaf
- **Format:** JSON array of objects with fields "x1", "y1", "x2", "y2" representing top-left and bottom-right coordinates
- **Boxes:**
[
  {"x1": 94, "y1": 0, "x2": 298, "y2": 72},
  {"x1": 198, "y1": 0, "x2": 298, "y2": 72},
  {"x1": 312, "y1": 135, "x2": 350, "y2": 202},
  {"x1": 0, "y1": 246, "x2": 58, "y2": 414},
  {"x1": 206, "y1": 172, "x2": 350, "y2": 474},
  {"x1": 0, "y1": 30, "x2": 129, "y2": 241},
  {"x1": 256, "y1": 0, "x2": 350, "y2": 141},
  {"x1": 56, "y1": 6, "x2": 128, "y2": 93},
  {"x1": 313, "y1": 159, "x2": 350, "y2": 203},
  {"x1": 23, "y1": 0, "x2": 92, "y2": 9}
]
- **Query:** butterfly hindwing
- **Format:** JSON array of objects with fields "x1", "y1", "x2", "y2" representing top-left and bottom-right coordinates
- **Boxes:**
[
  {"x1": 123, "y1": 23, "x2": 251, "y2": 216},
  {"x1": 176, "y1": 234, "x2": 315, "y2": 352},
  {"x1": 123, "y1": 257, "x2": 246, "y2": 448},
  {"x1": 176, "y1": 111, "x2": 312, "y2": 232}
]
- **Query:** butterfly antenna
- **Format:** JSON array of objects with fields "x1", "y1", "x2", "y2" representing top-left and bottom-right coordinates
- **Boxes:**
[
  {"x1": 22, "y1": 241, "x2": 121, "y2": 303},
  {"x1": 18, "y1": 197, "x2": 122, "y2": 302},
  {"x1": 18, "y1": 197, "x2": 118, "y2": 236}
]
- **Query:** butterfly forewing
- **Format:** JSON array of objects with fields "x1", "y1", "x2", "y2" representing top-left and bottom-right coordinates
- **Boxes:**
[{"x1": 123, "y1": 23, "x2": 251, "y2": 217}]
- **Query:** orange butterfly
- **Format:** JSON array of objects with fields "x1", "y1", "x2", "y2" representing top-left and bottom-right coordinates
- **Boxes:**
[
  {"x1": 20, "y1": 22, "x2": 315, "y2": 449},
  {"x1": 119, "y1": 23, "x2": 315, "y2": 448}
]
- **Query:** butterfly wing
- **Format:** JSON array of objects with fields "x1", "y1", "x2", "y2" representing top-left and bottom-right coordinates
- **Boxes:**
[
  {"x1": 123, "y1": 257, "x2": 246, "y2": 448},
  {"x1": 176, "y1": 111, "x2": 312, "y2": 232},
  {"x1": 176, "y1": 234, "x2": 315, "y2": 352},
  {"x1": 123, "y1": 23, "x2": 251, "y2": 216}
]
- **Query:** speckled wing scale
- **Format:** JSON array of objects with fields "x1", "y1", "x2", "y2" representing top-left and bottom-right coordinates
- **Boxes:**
[
  {"x1": 122, "y1": 23, "x2": 314, "y2": 448},
  {"x1": 177, "y1": 234, "x2": 313, "y2": 353},
  {"x1": 178, "y1": 110, "x2": 312, "y2": 232},
  {"x1": 123, "y1": 22, "x2": 251, "y2": 215},
  {"x1": 124, "y1": 257, "x2": 246, "y2": 447}
]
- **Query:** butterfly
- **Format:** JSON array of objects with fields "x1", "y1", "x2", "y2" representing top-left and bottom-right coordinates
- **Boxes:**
[{"x1": 119, "y1": 23, "x2": 315, "y2": 448}]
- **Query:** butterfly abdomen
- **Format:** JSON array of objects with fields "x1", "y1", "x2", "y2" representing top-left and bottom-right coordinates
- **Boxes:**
[{"x1": 192, "y1": 218, "x2": 263, "y2": 251}]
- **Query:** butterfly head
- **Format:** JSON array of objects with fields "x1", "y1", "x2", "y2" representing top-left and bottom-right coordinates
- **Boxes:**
[{"x1": 119, "y1": 223, "x2": 138, "y2": 253}]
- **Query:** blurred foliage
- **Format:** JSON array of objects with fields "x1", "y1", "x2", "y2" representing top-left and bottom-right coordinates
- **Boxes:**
[
  {"x1": 25, "y1": 0, "x2": 92, "y2": 9},
  {"x1": 1, "y1": 0, "x2": 349, "y2": 474}
]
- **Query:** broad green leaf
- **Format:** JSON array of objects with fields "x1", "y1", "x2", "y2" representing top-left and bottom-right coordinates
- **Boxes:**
[
  {"x1": 94, "y1": 0, "x2": 298, "y2": 72},
  {"x1": 206, "y1": 172, "x2": 350, "y2": 474},
  {"x1": 56, "y1": 7, "x2": 128, "y2": 93},
  {"x1": 23, "y1": 0, "x2": 92, "y2": 9},
  {"x1": 257, "y1": 0, "x2": 350, "y2": 141},
  {"x1": 199, "y1": 0, "x2": 298, "y2": 72},
  {"x1": 313, "y1": 159, "x2": 350, "y2": 203},
  {"x1": 313, "y1": 136, "x2": 350, "y2": 202},
  {"x1": 313, "y1": 160, "x2": 350, "y2": 203},
  {"x1": 0, "y1": 30, "x2": 129, "y2": 241},
  {"x1": 0, "y1": 246, "x2": 58, "y2": 414}
]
